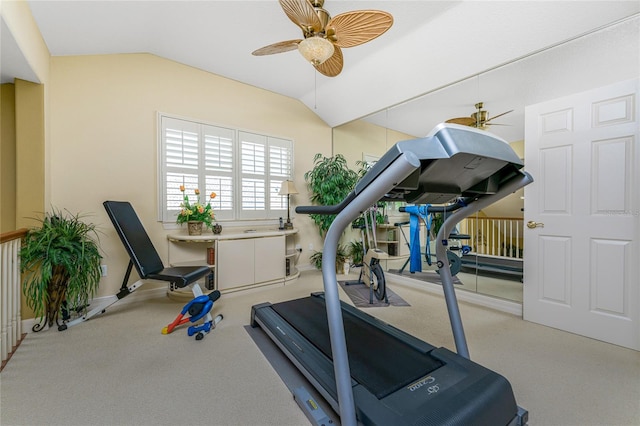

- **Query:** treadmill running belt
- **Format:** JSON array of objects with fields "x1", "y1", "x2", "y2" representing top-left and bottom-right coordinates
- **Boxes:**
[{"x1": 271, "y1": 296, "x2": 443, "y2": 400}]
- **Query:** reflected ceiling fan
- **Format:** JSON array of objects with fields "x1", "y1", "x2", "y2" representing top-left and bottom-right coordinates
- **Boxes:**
[
  {"x1": 446, "y1": 102, "x2": 513, "y2": 130},
  {"x1": 251, "y1": 0, "x2": 393, "y2": 77}
]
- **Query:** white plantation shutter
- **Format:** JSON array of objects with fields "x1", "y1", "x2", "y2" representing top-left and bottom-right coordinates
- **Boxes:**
[
  {"x1": 162, "y1": 117, "x2": 201, "y2": 220},
  {"x1": 204, "y1": 125, "x2": 234, "y2": 220},
  {"x1": 269, "y1": 139, "x2": 292, "y2": 213},
  {"x1": 159, "y1": 115, "x2": 292, "y2": 222},
  {"x1": 239, "y1": 132, "x2": 267, "y2": 219}
]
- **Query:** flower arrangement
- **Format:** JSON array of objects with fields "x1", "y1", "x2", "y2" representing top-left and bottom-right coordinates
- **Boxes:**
[{"x1": 177, "y1": 186, "x2": 216, "y2": 229}]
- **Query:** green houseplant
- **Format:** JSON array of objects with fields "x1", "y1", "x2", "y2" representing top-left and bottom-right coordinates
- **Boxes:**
[
  {"x1": 431, "y1": 213, "x2": 445, "y2": 238},
  {"x1": 304, "y1": 153, "x2": 360, "y2": 238},
  {"x1": 309, "y1": 245, "x2": 349, "y2": 273},
  {"x1": 347, "y1": 240, "x2": 364, "y2": 266},
  {"x1": 304, "y1": 153, "x2": 359, "y2": 270},
  {"x1": 20, "y1": 208, "x2": 102, "y2": 331}
]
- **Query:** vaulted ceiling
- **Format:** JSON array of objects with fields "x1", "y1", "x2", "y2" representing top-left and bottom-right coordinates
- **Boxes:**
[{"x1": 4, "y1": 1, "x2": 639, "y2": 141}]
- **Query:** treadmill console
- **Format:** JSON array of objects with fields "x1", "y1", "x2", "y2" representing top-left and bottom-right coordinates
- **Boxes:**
[{"x1": 357, "y1": 123, "x2": 524, "y2": 204}]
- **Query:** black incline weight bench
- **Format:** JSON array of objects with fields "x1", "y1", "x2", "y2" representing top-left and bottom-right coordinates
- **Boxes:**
[
  {"x1": 61, "y1": 201, "x2": 222, "y2": 338},
  {"x1": 251, "y1": 123, "x2": 532, "y2": 426}
]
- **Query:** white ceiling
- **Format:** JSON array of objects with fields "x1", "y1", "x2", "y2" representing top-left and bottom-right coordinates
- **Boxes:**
[{"x1": 4, "y1": 1, "x2": 639, "y2": 141}]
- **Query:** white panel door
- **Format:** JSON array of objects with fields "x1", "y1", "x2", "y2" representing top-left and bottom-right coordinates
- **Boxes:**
[{"x1": 524, "y1": 78, "x2": 639, "y2": 350}]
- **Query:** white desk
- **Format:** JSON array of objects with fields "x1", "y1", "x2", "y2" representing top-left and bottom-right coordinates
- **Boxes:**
[{"x1": 167, "y1": 228, "x2": 299, "y2": 296}]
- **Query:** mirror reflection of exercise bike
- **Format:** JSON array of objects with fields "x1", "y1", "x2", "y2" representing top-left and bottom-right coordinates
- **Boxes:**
[{"x1": 345, "y1": 205, "x2": 388, "y2": 304}]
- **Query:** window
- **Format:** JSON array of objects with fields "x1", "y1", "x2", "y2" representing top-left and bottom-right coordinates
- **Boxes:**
[{"x1": 159, "y1": 115, "x2": 293, "y2": 224}]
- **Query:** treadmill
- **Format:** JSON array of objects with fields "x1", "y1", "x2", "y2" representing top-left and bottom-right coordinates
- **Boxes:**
[{"x1": 251, "y1": 123, "x2": 532, "y2": 426}]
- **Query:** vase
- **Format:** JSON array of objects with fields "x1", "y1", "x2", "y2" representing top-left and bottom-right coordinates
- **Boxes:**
[
  {"x1": 212, "y1": 223, "x2": 222, "y2": 235},
  {"x1": 187, "y1": 221, "x2": 203, "y2": 236}
]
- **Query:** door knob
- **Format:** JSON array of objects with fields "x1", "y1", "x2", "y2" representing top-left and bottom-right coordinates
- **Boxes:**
[{"x1": 527, "y1": 221, "x2": 544, "y2": 229}]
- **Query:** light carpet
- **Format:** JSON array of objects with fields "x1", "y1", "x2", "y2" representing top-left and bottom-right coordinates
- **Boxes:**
[{"x1": 1, "y1": 270, "x2": 639, "y2": 426}]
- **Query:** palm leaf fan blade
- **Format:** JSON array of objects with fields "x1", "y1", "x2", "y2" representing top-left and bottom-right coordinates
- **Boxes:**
[
  {"x1": 446, "y1": 117, "x2": 475, "y2": 126},
  {"x1": 328, "y1": 11, "x2": 393, "y2": 48},
  {"x1": 314, "y1": 46, "x2": 343, "y2": 77},
  {"x1": 279, "y1": 0, "x2": 322, "y2": 33},
  {"x1": 252, "y1": 40, "x2": 301, "y2": 56}
]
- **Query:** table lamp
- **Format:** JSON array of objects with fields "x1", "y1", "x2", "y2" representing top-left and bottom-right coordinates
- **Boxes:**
[{"x1": 279, "y1": 180, "x2": 298, "y2": 230}]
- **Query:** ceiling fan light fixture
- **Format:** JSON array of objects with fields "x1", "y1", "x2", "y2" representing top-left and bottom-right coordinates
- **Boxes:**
[{"x1": 298, "y1": 36, "x2": 334, "y2": 65}]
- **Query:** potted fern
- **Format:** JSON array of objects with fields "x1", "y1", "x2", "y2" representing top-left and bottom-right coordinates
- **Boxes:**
[{"x1": 19, "y1": 208, "x2": 102, "y2": 332}]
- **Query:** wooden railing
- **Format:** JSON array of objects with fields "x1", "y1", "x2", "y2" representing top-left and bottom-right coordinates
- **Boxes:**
[
  {"x1": 1, "y1": 228, "x2": 27, "y2": 364},
  {"x1": 459, "y1": 217, "x2": 524, "y2": 259}
]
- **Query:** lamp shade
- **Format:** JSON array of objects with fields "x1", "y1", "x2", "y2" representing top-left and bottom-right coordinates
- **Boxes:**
[
  {"x1": 279, "y1": 180, "x2": 299, "y2": 196},
  {"x1": 298, "y1": 36, "x2": 334, "y2": 66}
]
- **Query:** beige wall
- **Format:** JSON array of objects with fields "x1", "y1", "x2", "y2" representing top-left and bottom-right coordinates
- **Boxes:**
[
  {"x1": 15, "y1": 79, "x2": 45, "y2": 228},
  {"x1": 1, "y1": 80, "x2": 46, "y2": 232},
  {"x1": 49, "y1": 53, "x2": 331, "y2": 299},
  {"x1": 332, "y1": 119, "x2": 414, "y2": 171},
  {"x1": 510, "y1": 140, "x2": 524, "y2": 159},
  {"x1": 1, "y1": 84, "x2": 17, "y2": 232}
]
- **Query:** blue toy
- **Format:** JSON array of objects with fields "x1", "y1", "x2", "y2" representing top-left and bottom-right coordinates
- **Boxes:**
[{"x1": 162, "y1": 290, "x2": 223, "y2": 340}]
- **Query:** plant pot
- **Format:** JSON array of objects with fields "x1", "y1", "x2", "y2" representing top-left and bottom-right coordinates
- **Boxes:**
[{"x1": 188, "y1": 221, "x2": 203, "y2": 236}]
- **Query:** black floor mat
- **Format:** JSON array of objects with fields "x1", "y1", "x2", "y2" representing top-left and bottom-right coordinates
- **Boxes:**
[{"x1": 338, "y1": 281, "x2": 410, "y2": 308}]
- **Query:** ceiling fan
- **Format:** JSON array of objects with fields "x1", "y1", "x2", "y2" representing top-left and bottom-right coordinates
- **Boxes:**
[
  {"x1": 445, "y1": 102, "x2": 513, "y2": 130},
  {"x1": 251, "y1": 0, "x2": 393, "y2": 77}
]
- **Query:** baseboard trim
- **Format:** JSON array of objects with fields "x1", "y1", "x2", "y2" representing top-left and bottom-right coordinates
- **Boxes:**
[{"x1": 387, "y1": 273, "x2": 523, "y2": 317}]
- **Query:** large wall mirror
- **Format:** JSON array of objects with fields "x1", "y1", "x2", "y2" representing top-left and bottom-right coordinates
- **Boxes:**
[{"x1": 332, "y1": 15, "x2": 638, "y2": 304}]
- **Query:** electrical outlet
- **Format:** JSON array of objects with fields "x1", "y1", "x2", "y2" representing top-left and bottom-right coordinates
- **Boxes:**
[
  {"x1": 100, "y1": 265, "x2": 107, "y2": 277},
  {"x1": 309, "y1": 243, "x2": 313, "y2": 251},
  {"x1": 295, "y1": 244, "x2": 302, "y2": 252}
]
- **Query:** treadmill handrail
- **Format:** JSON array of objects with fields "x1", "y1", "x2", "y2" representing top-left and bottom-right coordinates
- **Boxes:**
[
  {"x1": 295, "y1": 191, "x2": 357, "y2": 215},
  {"x1": 435, "y1": 170, "x2": 533, "y2": 359},
  {"x1": 318, "y1": 152, "x2": 421, "y2": 426},
  {"x1": 295, "y1": 178, "x2": 472, "y2": 218}
]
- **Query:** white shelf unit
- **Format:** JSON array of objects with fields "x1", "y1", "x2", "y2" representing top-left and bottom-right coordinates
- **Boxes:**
[
  {"x1": 167, "y1": 228, "x2": 299, "y2": 296},
  {"x1": 285, "y1": 249, "x2": 299, "y2": 278}
]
